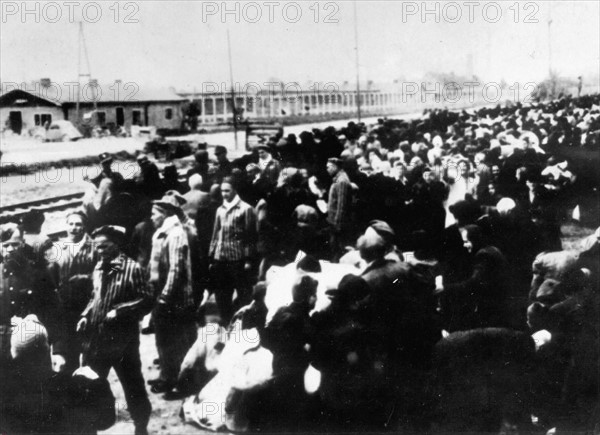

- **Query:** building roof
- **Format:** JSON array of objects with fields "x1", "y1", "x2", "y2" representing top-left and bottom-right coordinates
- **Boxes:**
[
  {"x1": 0, "y1": 84, "x2": 187, "y2": 107},
  {"x1": 0, "y1": 88, "x2": 62, "y2": 108}
]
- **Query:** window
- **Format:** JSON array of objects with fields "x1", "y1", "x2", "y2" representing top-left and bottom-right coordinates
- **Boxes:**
[
  {"x1": 165, "y1": 107, "x2": 173, "y2": 120},
  {"x1": 34, "y1": 114, "x2": 52, "y2": 126},
  {"x1": 132, "y1": 110, "x2": 142, "y2": 126},
  {"x1": 96, "y1": 111, "x2": 106, "y2": 126}
]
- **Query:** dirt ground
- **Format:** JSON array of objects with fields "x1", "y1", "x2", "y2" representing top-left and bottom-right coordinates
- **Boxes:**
[{"x1": 100, "y1": 333, "x2": 208, "y2": 435}]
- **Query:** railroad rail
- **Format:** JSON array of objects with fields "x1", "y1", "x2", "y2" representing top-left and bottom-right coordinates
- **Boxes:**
[{"x1": 0, "y1": 192, "x2": 85, "y2": 225}]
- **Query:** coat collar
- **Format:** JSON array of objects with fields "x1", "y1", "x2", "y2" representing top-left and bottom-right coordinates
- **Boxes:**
[
  {"x1": 333, "y1": 170, "x2": 348, "y2": 183},
  {"x1": 361, "y1": 257, "x2": 394, "y2": 276},
  {"x1": 96, "y1": 253, "x2": 127, "y2": 275},
  {"x1": 60, "y1": 233, "x2": 92, "y2": 249},
  {"x1": 222, "y1": 195, "x2": 241, "y2": 212},
  {"x1": 156, "y1": 215, "x2": 181, "y2": 239}
]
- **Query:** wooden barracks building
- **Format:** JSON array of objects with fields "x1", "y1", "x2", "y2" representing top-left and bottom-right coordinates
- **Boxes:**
[{"x1": 0, "y1": 79, "x2": 187, "y2": 135}]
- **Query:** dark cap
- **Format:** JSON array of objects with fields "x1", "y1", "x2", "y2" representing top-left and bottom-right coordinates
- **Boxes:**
[
  {"x1": 194, "y1": 150, "x2": 209, "y2": 163},
  {"x1": 214, "y1": 145, "x2": 228, "y2": 155},
  {"x1": 164, "y1": 190, "x2": 187, "y2": 206},
  {"x1": 91, "y1": 225, "x2": 126, "y2": 243},
  {"x1": 0, "y1": 223, "x2": 22, "y2": 243},
  {"x1": 20, "y1": 209, "x2": 45, "y2": 229},
  {"x1": 152, "y1": 194, "x2": 183, "y2": 213},
  {"x1": 327, "y1": 157, "x2": 343, "y2": 167},
  {"x1": 368, "y1": 220, "x2": 395, "y2": 245},
  {"x1": 325, "y1": 274, "x2": 370, "y2": 303}
]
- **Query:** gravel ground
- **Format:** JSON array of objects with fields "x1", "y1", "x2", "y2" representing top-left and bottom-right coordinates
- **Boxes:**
[{"x1": 100, "y1": 333, "x2": 208, "y2": 435}]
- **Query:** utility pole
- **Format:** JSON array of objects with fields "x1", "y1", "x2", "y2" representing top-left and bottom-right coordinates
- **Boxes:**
[
  {"x1": 76, "y1": 22, "x2": 95, "y2": 124},
  {"x1": 547, "y1": 4, "x2": 553, "y2": 77},
  {"x1": 353, "y1": 1, "x2": 361, "y2": 123},
  {"x1": 227, "y1": 28, "x2": 238, "y2": 151}
]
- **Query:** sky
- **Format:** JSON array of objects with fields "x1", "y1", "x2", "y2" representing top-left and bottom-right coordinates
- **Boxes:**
[{"x1": 1, "y1": 1, "x2": 599, "y2": 91}]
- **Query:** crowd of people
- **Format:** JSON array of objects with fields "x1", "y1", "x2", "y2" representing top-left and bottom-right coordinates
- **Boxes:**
[{"x1": 1, "y1": 93, "x2": 599, "y2": 434}]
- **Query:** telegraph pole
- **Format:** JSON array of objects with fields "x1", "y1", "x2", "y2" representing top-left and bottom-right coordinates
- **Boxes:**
[
  {"x1": 353, "y1": 1, "x2": 361, "y2": 123},
  {"x1": 547, "y1": 4, "x2": 553, "y2": 77},
  {"x1": 227, "y1": 28, "x2": 238, "y2": 151},
  {"x1": 76, "y1": 22, "x2": 95, "y2": 123}
]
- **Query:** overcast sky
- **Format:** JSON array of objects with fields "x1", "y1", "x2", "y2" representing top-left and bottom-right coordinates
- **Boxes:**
[{"x1": 1, "y1": 1, "x2": 598, "y2": 91}]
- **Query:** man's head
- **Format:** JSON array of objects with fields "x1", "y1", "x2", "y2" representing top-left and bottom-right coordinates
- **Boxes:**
[
  {"x1": 474, "y1": 152, "x2": 486, "y2": 167},
  {"x1": 422, "y1": 167, "x2": 436, "y2": 184},
  {"x1": 457, "y1": 159, "x2": 471, "y2": 177},
  {"x1": 188, "y1": 173, "x2": 203, "y2": 191},
  {"x1": 214, "y1": 145, "x2": 228, "y2": 162},
  {"x1": 66, "y1": 211, "x2": 87, "y2": 242},
  {"x1": 256, "y1": 145, "x2": 270, "y2": 160},
  {"x1": 91, "y1": 225, "x2": 125, "y2": 262},
  {"x1": 357, "y1": 220, "x2": 395, "y2": 262},
  {"x1": 409, "y1": 156, "x2": 424, "y2": 168},
  {"x1": 0, "y1": 224, "x2": 25, "y2": 257},
  {"x1": 151, "y1": 194, "x2": 182, "y2": 228},
  {"x1": 326, "y1": 274, "x2": 370, "y2": 307},
  {"x1": 326, "y1": 158, "x2": 342, "y2": 177},
  {"x1": 220, "y1": 177, "x2": 237, "y2": 202},
  {"x1": 151, "y1": 205, "x2": 169, "y2": 229},
  {"x1": 194, "y1": 150, "x2": 209, "y2": 165}
]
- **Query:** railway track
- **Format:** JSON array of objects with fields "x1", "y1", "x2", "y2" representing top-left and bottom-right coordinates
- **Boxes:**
[{"x1": 0, "y1": 192, "x2": 85, "y2": 225}]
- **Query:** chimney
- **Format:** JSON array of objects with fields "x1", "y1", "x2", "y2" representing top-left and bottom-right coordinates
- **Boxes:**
[{"x1": 40, "y1": 78, "x2": 51, "y2": 88}]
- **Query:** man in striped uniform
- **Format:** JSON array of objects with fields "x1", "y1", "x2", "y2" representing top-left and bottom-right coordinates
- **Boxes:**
[
  {"x1": 209, "y1": 176, "x2": 258, "y2": 324},
  {"x1": 148, "y1": 195, "x2": 197, "y2": 396},
  {"x1": 50, "y1": 211, "x2": 98, "y2": 374},
  {"x1": 77, "y1": 225, "x2": 153, "y2": 435},
  {"x1": 326, "y1": 158, "x2": 354, "y2": 261}
]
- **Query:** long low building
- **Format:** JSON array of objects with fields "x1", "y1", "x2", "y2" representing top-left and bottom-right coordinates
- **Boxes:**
[{"x1": 0, "y1": 80, "x2": 187, "y2": 136}]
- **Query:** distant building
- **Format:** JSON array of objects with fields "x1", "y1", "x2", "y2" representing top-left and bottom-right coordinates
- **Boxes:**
[
  {"x1": 0, "y1": 88, "x2": 64, "y2": 135},
  {"x1": 0, "y1": 80, "x2": 187, "y2": 135},
  {"x1": 62, "y1": 82, "x2": 187, "y2": 131}
]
